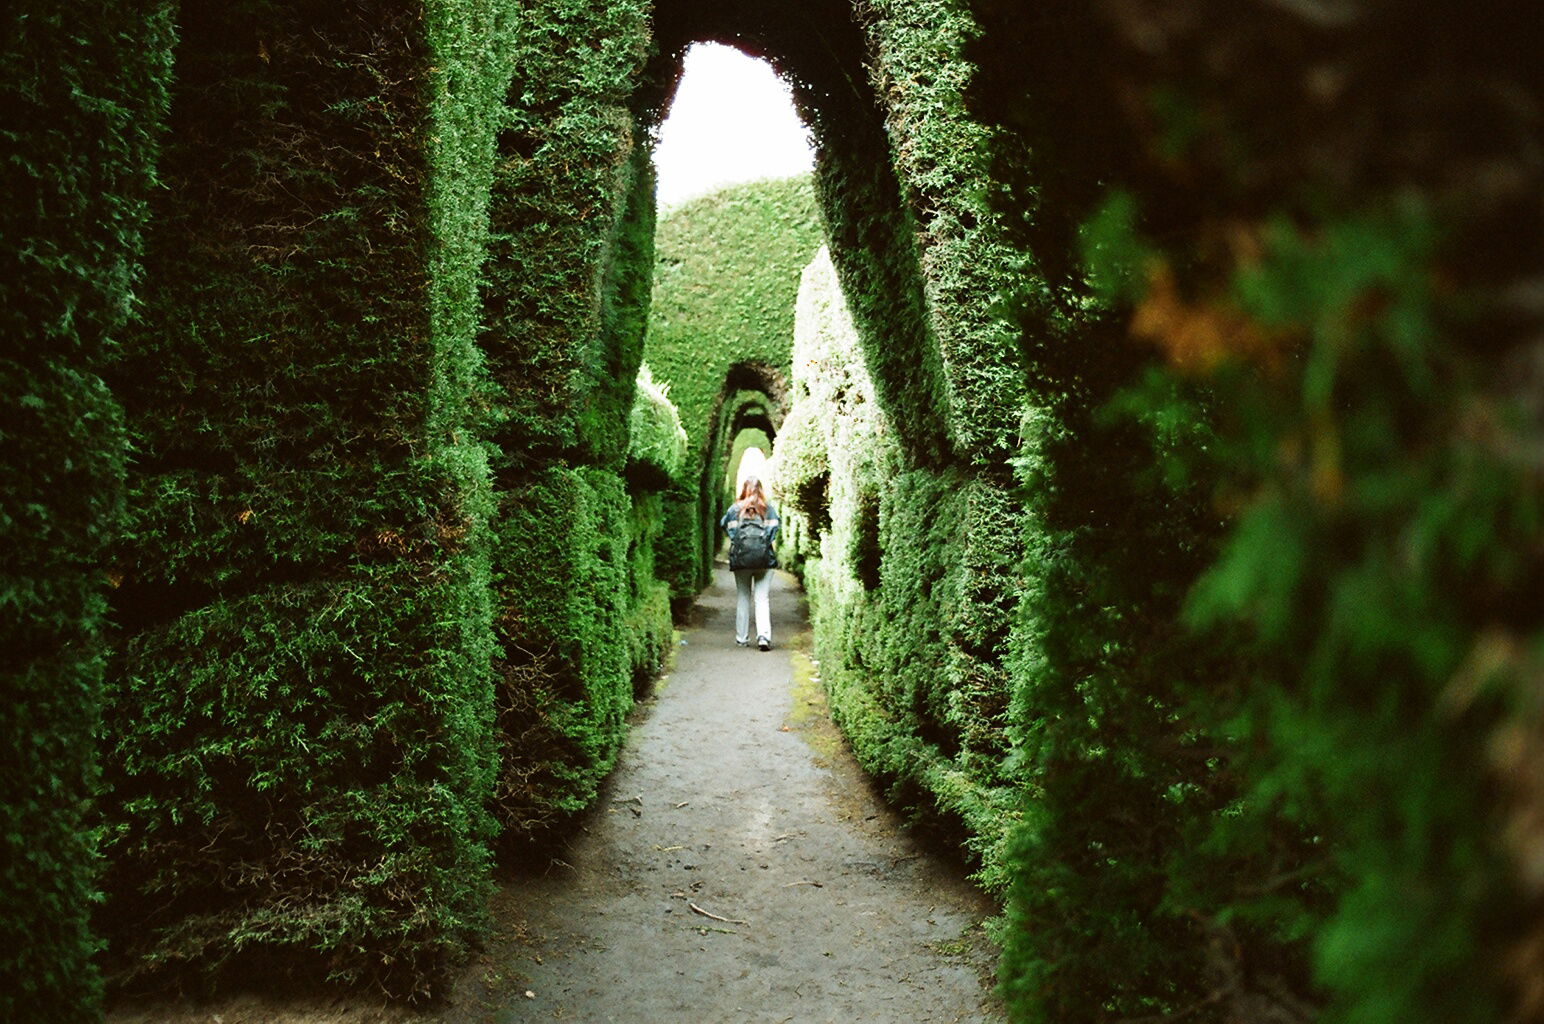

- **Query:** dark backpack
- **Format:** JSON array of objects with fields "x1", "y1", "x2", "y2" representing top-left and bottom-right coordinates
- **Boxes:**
[{"x1": 729, "y1": 507, "x2": 774, "y2": 571}]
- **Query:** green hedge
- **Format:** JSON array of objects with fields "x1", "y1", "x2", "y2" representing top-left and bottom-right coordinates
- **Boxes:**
[
  {"x1": 480, "y1": 0, "x2": 652, "y2": 471},
  {"x1": 630, "y1": 364, "x2": 689, "y2": 487},
  {"x1": 644, "y1": 175, "x2": 824, "y2": 596},
  {"x1": 624, "y1": 370, "x2": 686, "y2": 690},
  {"x1": 490, "y1": 468, "x2": 630, "y2": 835},
  {"x1": 480, "y1": 0, "x2": 666, "y2": 846},
  {"x1": 962, "y1": 1, "x2": 1543, "y2": 1021},
  {"x1": 99, "y1": 1, "x2": 497, "y2": 999},
  {"x1": 84, "y1": 0, "x2": 684, "y2": 995},
  {"x1": 0, "y1": 4, "x2": 175, "y2": 1020},
  {"x1": 782, "y1": 247, "x2": 1022, "y2": 889},
  {"x1": 488, "y1": 366, "x2": 685, "y2": 839}
]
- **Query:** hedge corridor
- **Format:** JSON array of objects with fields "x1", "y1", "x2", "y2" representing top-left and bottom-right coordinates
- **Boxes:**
[{"x1": 2, "y1": 1, "x2": 1539, "y2": 1023}]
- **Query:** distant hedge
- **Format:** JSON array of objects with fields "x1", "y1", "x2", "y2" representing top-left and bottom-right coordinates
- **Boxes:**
[
  {"x1": 0, "y1": 4, "x2": 174, "y2": 1021},
  {"x1": 644, "y1": 176, "x2": 824, "y2": 597}
]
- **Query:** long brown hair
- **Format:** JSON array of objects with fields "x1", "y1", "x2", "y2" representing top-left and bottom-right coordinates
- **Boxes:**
[{"x1": 736, "y1": 476, "x2": 768, "y2": 518}]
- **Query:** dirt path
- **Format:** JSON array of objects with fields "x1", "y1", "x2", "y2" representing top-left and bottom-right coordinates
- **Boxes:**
[
  {"x1": 110, "y1": 567, "x2": 1004, "y2": 1024},
  {"x1": 449, "y1": 567, "x2": 1004, "y2": 1023}
]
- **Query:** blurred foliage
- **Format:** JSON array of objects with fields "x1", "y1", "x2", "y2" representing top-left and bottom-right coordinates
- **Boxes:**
[{"x1": 965, "y1": 1, "x2": 1544, "y2": 1021}]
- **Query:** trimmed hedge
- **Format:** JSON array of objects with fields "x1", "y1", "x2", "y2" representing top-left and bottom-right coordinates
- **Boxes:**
[
  {"x1": 480, "y1": 0, "x2": 653, "y2": 471},
  {"x1": 99, "y1": 1, "x2": 497, "y2": 999},
  {"x1": 644, "y1": 176, "x2": 823, "y2": 596},
  {"x1": 962, "y1": 1, "x2": 1544, "y2": 1021},
  {"x1": 781, "y1": 247, "x2": 1021, "y2": 889},
  {"x1": 90, "y1": 0, "x2": 684, "y2": 995},
  {"x1": 490, "y1": 467, "x2": 631, "y2": 834},
  {"x1": 480, "y1": 0, "x2": 668, "y2": 844},
  {"x1": 0, "y1": 4, "x2": 175, "y2": 1020},
  {"x1": 630, "y1": 364, "x2": 689, "y2": 487}
]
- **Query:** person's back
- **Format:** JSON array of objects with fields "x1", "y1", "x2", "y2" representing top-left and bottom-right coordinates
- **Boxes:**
[
  {"x1": 728, "y1": 503, "x2": 775, "y2": 572},
  {"x1": 719, "y1": 478, "x2": 779, "y2": 650}
]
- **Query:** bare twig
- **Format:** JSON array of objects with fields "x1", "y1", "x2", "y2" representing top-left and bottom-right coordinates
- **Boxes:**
[
  {"x1": 689, "y1": 902, "x2": 748, "y2": 926},
  {"x1": 781, "y1": 880, "x2": 824, "y2": 888}
]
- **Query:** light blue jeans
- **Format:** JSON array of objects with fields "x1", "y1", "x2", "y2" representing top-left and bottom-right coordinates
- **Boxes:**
[{"x1": 734, "y1": 569, "x2": 773, "y2": 644}]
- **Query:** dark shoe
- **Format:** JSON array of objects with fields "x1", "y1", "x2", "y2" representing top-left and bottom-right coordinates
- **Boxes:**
[
  {"x1": 736, "y1": 639, "x2": 750, "y2": 647},
  {"x1": 758, "y1": 637, "x2": 771, "y2": 651}
]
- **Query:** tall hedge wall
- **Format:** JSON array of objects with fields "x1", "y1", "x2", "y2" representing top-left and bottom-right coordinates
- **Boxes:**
[
  {"x1": 643, "y1": 175, "x2": 823, "y2": 597},
  {"x1": 84, "y1": 0, "x2": 683, "y2": 996},
  {"x1": 679, "y1": 0, "x2": 1039, "y2": 913},
  {"x1": 778, "y1": 246, "x2": 1024, "y2": 892},
  {"x1": 480, "y1": 0, "x2": 670, "y2": 841},
  {"x1": 745, "y1": 1, "x2": 1541, "y2": 1022},
  {"x1": 960, "y1": 2, "x2": 1544, "y2": 1021},
  {"x1": 98, "y1": 1, "x2": 501, "y2": 998},
  {"x1": 625, "y1": 365, "x2": 688, "y2": 682},
  {"x1": 1, "y1": 5, "x2": 174, "y2": 1020}
]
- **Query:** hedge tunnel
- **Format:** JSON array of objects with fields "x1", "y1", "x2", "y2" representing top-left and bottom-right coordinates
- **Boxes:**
[{"x1": 4, "y1": 1, "x2": 1541, "y2": 1022}]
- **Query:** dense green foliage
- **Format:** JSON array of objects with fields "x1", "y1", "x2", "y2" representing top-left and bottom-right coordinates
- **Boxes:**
[
  {"x1": 630, "y1": 366, "x2": 690, "y2": 488},
  {"x1": 961, "y1": 1, "x2": 1544, "y2": 1021},
  {"x1": 727, "y1": 0, "x2": 1038, "y2": 913},
  {"x1": 624, "y1": 366, "x2": 688, "y2": 685},
  {"x1": 480, "y1": 0, "x2": 666, "y2": 842},
  {"x1": 781, "y1": 250, "x2": 1024, "y2": 886},
  {"x1": 0, "y1": 5, "x2": 174, "y2": 1020},
  {"x1": 644, "y1": 177, "x2": 823, "y2": 597},
  {"x1": 98, "y1": 2, "x2": 499, "y2": 998},
  {"x1": 88, "y1": 0, "x2": 678, "y2": 997},
  {"x1": 5, "y1": 0, "x2": 1538, "y2": 1019},
  {"x1": 765, "y1": 2, "x2": 1540, "y2": 1022}
]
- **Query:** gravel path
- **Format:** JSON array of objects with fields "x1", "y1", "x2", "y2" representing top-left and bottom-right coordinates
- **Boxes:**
[{"x1": 451, "y1": 566, "x2": 1004, "y2": 1024}]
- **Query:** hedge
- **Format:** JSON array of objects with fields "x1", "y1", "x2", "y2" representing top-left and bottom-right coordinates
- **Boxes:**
[
  {"x1": 964, "y1": 1, "x2": 1544, "y2": 1020},
  {"x1": 480, "y1": 0, "x2": 667, "y2": 845},
  {"x1": 98, "y1": 1, "x2": 498, "y2": 999},
  {"x1": 0, "y1": 4, "x2": 174, "y2": 1020},
  {"x1": 644, "y1": 175, "x2": 824, "y2": 597},
  {"x1": 7, "y1": 2, "x2": 1538, "y2": 1020},
  {"x1": 781, "y1": 246, "x2": 1021, "y2": 890}
]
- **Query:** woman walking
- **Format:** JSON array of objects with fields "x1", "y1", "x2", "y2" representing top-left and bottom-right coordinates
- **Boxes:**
[{"x1": 718, "y1": 476, "x2": 780, "y2": 650}]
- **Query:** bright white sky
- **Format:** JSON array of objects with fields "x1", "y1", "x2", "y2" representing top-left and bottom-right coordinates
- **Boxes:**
[
  {"x1": 736, "y1": 447, "x2": 769, "y2": 495},
  {"x1": 654, "y1": 43, "x2": 815, "y2": 209}
]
